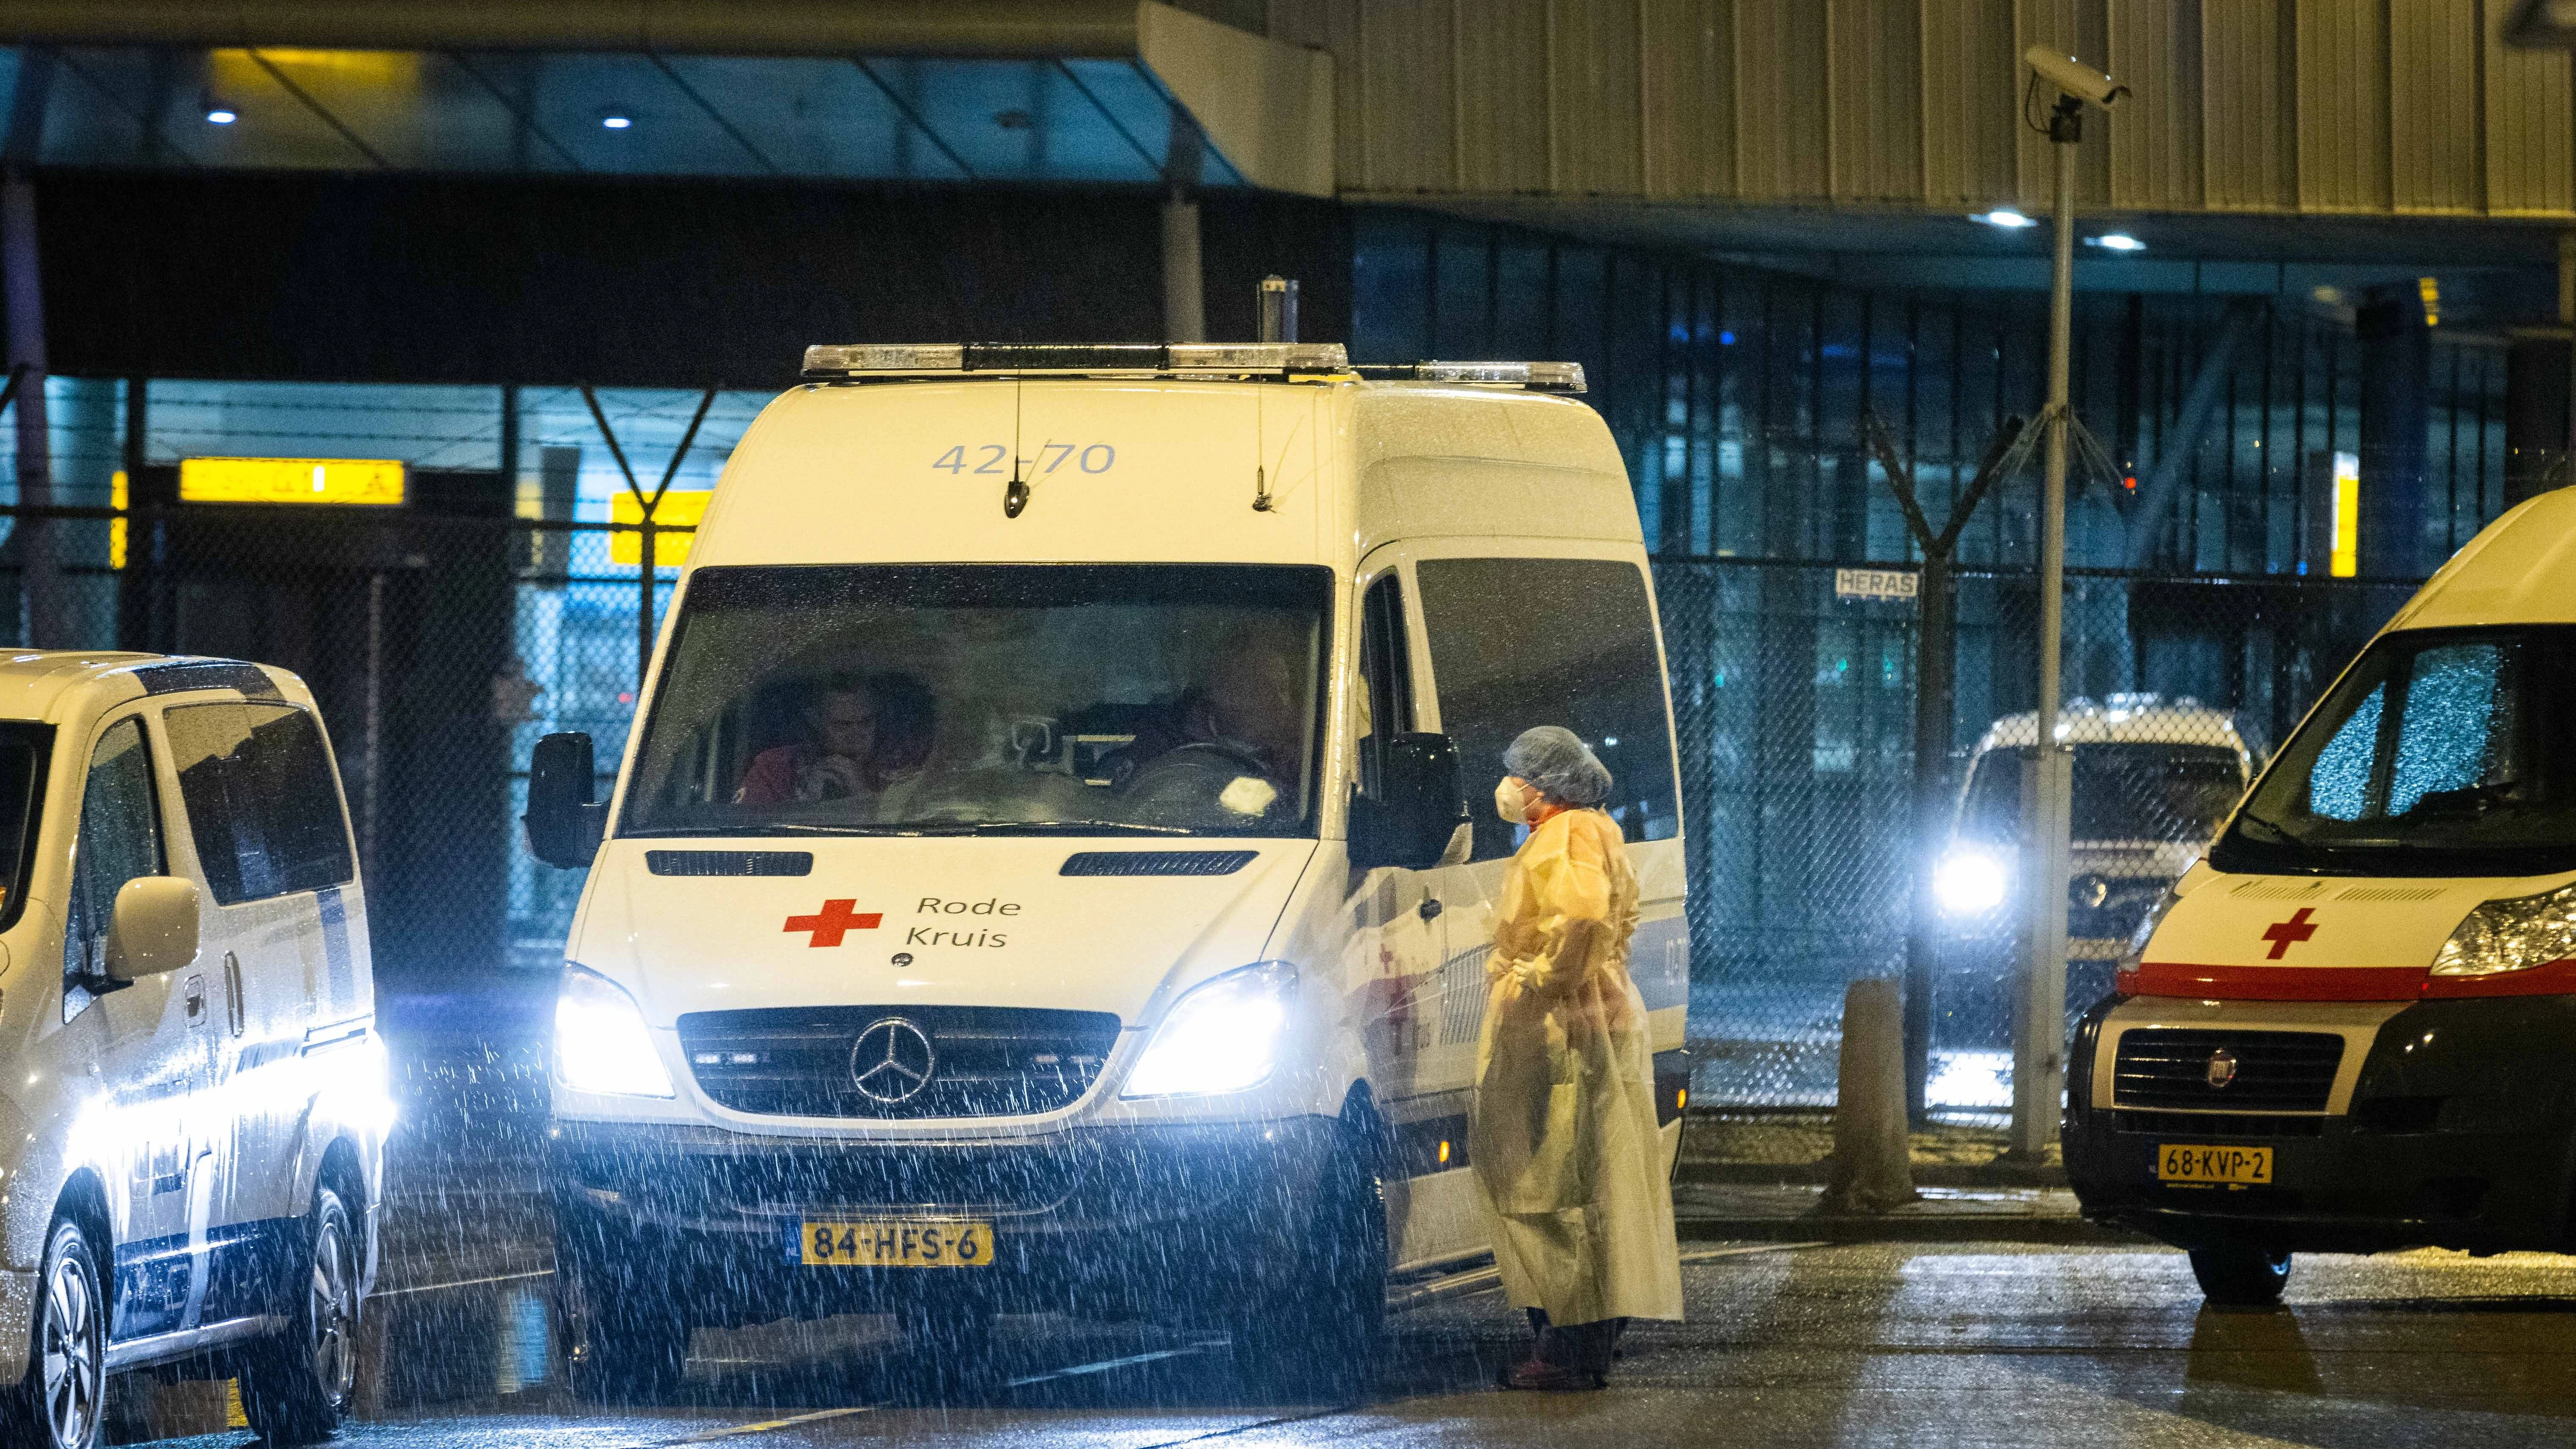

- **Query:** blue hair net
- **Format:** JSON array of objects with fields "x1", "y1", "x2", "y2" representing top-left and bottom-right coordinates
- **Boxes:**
[{"x1": 1503, "y1": 725, "x2": 1611, "y2": 808}]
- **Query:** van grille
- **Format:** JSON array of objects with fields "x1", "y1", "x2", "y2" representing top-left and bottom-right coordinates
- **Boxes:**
[
  {"x1": 2112, "y1": 1030, "x2": 2342, "y2": 1113},
  {"x1": 676, "y1": 1006, "x2": 1122, "y2": 1120}
]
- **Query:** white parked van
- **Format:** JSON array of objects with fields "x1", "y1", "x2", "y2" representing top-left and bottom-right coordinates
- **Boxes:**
[
  {"x1": 526, "y1": 342, "x2": 1691, "y2": 1399},
  {"x1": 2066, "y1": 487, "x2": 2576, "y2": 1305},
  {"x1": 0, "y1": 655, "x2": 384, "y2": 1449},
  {"x1": 1935, "y1": 698, "x2": 2253, "y2": 1045}
]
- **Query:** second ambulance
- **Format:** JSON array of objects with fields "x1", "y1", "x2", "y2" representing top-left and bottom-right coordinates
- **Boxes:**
[{"x1": 2066, "y1": 486, "x2": 2576, "y2": 1304}]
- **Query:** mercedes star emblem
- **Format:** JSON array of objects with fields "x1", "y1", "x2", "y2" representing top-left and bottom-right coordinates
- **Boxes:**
[
  {"x1": 2205, "y1": 1048, "x2": 2239, "y2": 1090},
  {"x1": 851, "y1": 1017, "x2": 936, "y2": 1104}
]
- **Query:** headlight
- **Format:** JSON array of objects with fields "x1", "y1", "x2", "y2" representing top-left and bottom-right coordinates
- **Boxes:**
[
  {"x1": 2430, "y1": 881, "x2": 2576, "y2": 978},
  {"x1": 1934, "y1": 850, "x2": 2010, "y2": 916},
  {"x1": 1122, "y1": 962, "x2": 1296, "y2": 1098},
  {"x1": 554, "y1": 964, "x2": 675, "y2": 1098}
]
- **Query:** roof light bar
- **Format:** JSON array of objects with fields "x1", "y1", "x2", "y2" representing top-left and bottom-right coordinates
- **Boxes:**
[
  {"x1": 801, "y1": 342, "x2": 1348, "y2": 380},
  {"x1": 1358, "y1": 361, "x2": 1588, "y2": 394}
]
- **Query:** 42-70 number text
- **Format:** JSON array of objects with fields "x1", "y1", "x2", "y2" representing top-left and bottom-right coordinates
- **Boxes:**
[{"x1": 933, "y1": 443, "x2": 1115, "y2": 476}]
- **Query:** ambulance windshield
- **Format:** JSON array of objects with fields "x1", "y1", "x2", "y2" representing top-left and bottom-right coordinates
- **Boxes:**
[
  {"x1": 622, "y1": 564, "x2": 1332, "y2": 839},
  {"x1": 2213, "y1": 625, "x2": 2576, "y2": 877}
]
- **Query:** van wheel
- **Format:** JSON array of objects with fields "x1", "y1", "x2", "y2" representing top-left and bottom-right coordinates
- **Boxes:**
[
  {"x1": 555, "y1": 1237, "x2": 689, "y2": 1404},
  {"x1": 1227, "y1": 1133, "x2": 1386, "y2": 1403},
  {"x1": 2189, "y1": 1244, "x2": 2292, "y2": 1307},
  {"x1": 239, "y1": 1187, "x2": 360, "y2": 1445},
  {"x1": 6, "y1": 1217, "x2": 105, "y2": 1449}
]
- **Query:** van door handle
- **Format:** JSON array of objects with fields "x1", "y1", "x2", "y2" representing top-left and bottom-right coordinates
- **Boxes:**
[
  {"x1": 182, "y1": 974, "x2": 207, "y2": 1022},
  {"x1": 223, "y1": 952, "x2": 246, "y2": 1038},
  {"x1": 1419, "y1": 898, "x2": 1443, "y2": 921}
]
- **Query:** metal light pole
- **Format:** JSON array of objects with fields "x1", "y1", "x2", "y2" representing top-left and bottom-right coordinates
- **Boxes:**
[{"x1": 2009, "y1": 49, "x2": 2125, "y2": 1160}]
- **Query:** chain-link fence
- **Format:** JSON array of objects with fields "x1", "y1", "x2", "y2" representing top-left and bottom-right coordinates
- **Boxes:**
[
  {"x1": 0, "y1": 501, "x2": 686, "y2": 986},
  {"x1": 0, "y1": 499, "x2": 2432, "y2": 1125},
  {"x1": 1654, "y1": 557, "x2": 2422, "y2": 1122}
]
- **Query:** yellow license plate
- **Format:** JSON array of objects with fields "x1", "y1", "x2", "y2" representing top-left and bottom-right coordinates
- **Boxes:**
[
  {"x1": 798, "y1": 1220, "x2": 994, "y2": 1268},
  {"x1": 2156, "y1": 1144, "x2": 2272, "y2": 1185}
]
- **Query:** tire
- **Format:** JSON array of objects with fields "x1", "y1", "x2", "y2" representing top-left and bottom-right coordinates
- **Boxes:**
[
  {"x1": 239, "y1": 1187, "x2": 362, "y2": 1445},
  {"x1": 554, "y1": 1229, "x2": 690, "y2": 1405},
  {"x1": 2189, "y1": 1244, "x2": 2292, "y2": 1307},
  {"x1": 1226, "y1": 1131, "x2": 1387, "y2": 1404},
  {"x1": 5, "y1": 1217, "x2": 104, "y2": 1449}
]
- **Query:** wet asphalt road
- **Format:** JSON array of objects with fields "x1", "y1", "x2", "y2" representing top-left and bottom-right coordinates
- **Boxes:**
[
  {"x1": 107, "y1": 994, "x2": 2576, "y2": 1447},
  {"x1": 134, "y1": 1240, "x2": 2576, "y2": 1449}
]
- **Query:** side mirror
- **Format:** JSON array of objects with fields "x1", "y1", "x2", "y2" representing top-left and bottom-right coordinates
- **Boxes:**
[
  {"x1": 105, "y1": 877, "x2": 201, "y2": 980},
  {"x1": 525, "y1": 731, "x2": 608, "y2": 869},
  {"x1": 1351, "y1": 733, "x2": 1468, "y2": 871}
]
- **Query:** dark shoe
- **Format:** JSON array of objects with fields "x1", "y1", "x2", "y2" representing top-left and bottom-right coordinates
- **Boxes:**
[{"x1": 1497, "y1": 1358, "x2": 1606, "y2": 1391}]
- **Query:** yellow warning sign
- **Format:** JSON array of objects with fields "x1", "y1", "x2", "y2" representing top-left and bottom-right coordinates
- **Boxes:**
[
  {"x1": 611, "y1": 491, "x2": 709, "y2": 565},
  {"x1": 179, "y1": 458, "x2": 406, "y2": 506}
]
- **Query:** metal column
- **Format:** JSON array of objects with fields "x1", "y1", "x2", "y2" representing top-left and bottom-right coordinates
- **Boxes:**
[{"x1": 2012, "y1": 102, "x2": 2080, "y2": 1161}]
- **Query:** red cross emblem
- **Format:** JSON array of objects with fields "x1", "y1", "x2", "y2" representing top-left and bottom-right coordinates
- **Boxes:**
[
  {"x1": 784, "y1": 899, "x2": 882, "y2": 947},
  {"x1": 2261, "y1": 907, "x2": 2319, "y2": 960}
]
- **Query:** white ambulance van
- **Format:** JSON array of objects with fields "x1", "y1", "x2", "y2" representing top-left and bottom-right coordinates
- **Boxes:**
[
  {"x1": 0, "y1": 655, "x2": 385, "y2": 1449},
  {"x1": 525, "y1": 342, "x2": 1691, "y2": 1399},
  {"x1": 2065, "y1": 487, "x2": 2576, "y2": 1306}
]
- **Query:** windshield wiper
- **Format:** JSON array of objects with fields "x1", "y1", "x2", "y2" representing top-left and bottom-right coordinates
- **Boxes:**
[
  {"x1": 2232, "y1": 808, "x2": 2307, "y2": 845},
  {"x1": 622, "y1": 822, "x2": 972, "y2": 838},
  {"x1": 955, "y1": 820, "x2": 1197, "y2": 836},
  {"x1": 626, "y1": 818, "x2": 1209, "y2": 839}
]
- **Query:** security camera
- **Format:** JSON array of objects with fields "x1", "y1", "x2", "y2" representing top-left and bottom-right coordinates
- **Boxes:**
[{"x1": 2024, "y1": 47, "x2": 2129, "y2": 108}]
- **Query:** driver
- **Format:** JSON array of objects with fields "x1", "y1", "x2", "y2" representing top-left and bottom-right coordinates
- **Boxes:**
[
  {"x1": 736, "y1": 673, "x2": 935, "y2": 810},
  {"x1": 1113, "y1": 640, "x2": 1303, "y2": 827}
]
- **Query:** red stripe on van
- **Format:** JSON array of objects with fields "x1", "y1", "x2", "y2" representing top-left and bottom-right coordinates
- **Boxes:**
[
  {"x1": 2118, "y1": 961, "x2": 2428, "y2": 1001},
  {"x1": 2420, "y1": 958, "x2": 2576, "y2": 998}
]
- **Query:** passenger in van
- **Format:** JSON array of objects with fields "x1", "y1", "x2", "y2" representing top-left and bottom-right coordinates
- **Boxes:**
[
  {"x1": 1110, "y1": 642, "x2": 1302, "y2": 826},
  {"x1": 734, "y1": 672, "x2": 935, "y2": 811},
  {"x1": 1472, "y1": 726, "x2": 1683, "y2": 1391}
]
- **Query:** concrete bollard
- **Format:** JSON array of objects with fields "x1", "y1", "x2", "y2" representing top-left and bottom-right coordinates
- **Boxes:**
[{"x1": 1821, "y1": 977, "x2": 1922, "y2": 1214}]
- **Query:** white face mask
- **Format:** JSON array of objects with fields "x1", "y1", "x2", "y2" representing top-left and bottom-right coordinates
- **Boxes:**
[{"x1": 1495, "y1": 777, "x2": 1531, "y2": 826}]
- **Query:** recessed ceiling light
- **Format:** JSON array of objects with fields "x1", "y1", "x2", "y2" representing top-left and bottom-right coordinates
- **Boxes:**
[
  {"x1": 600, "y1": 114, "x2": 633, "y2": 131},
  {"x1": 205, "y1": 107, "x2": 237, "y2": 125},
  {"x1": 1973, "y1": 209, "x2": 2036, "y2": 229},
  {"x1": 2094, "y1": 233, "x2": 2146, "y2": 252}
]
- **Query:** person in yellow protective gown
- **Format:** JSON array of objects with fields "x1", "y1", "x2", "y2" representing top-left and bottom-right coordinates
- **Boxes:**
[{"x1": 1471, "y1": 726, "x2": 1683, "y2": 1390}]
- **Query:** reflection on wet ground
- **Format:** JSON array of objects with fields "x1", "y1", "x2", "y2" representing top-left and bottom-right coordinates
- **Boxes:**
[{"x1": 92, "y1": 988, "x2": 2576, "y2": 1446}]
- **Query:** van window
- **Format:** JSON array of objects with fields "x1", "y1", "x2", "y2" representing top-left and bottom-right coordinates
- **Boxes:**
[
  {"x1": 1958, "y1": 743, "x2": 2245, "y2": 846},
  {"x1": 1414, "y1": 557, "x2": 1680, "y2": 861},
  {"x1": 2214, "y1": 625, "x2": 2576, "y2": 877},
  {"x1": 165, "y1": 703, "x2": 356, "y2": 905},
  {"x1": 0, "y1": 723, "x2": 45, "y2": 929},
  {"x1": 626, "y1": 564, "x2": 1334, "y2": 839},
  {"x1": 1355, "y1": 572, "x2": 1415, "y2": 798},
  {"x1": 66, "y1": 719, "x2": 163, "y2": 977}
]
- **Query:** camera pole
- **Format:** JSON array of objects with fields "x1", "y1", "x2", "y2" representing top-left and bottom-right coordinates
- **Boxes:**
[{"x1": 2009, "y1": 92, "x2": 2084, "y2": 1162}]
